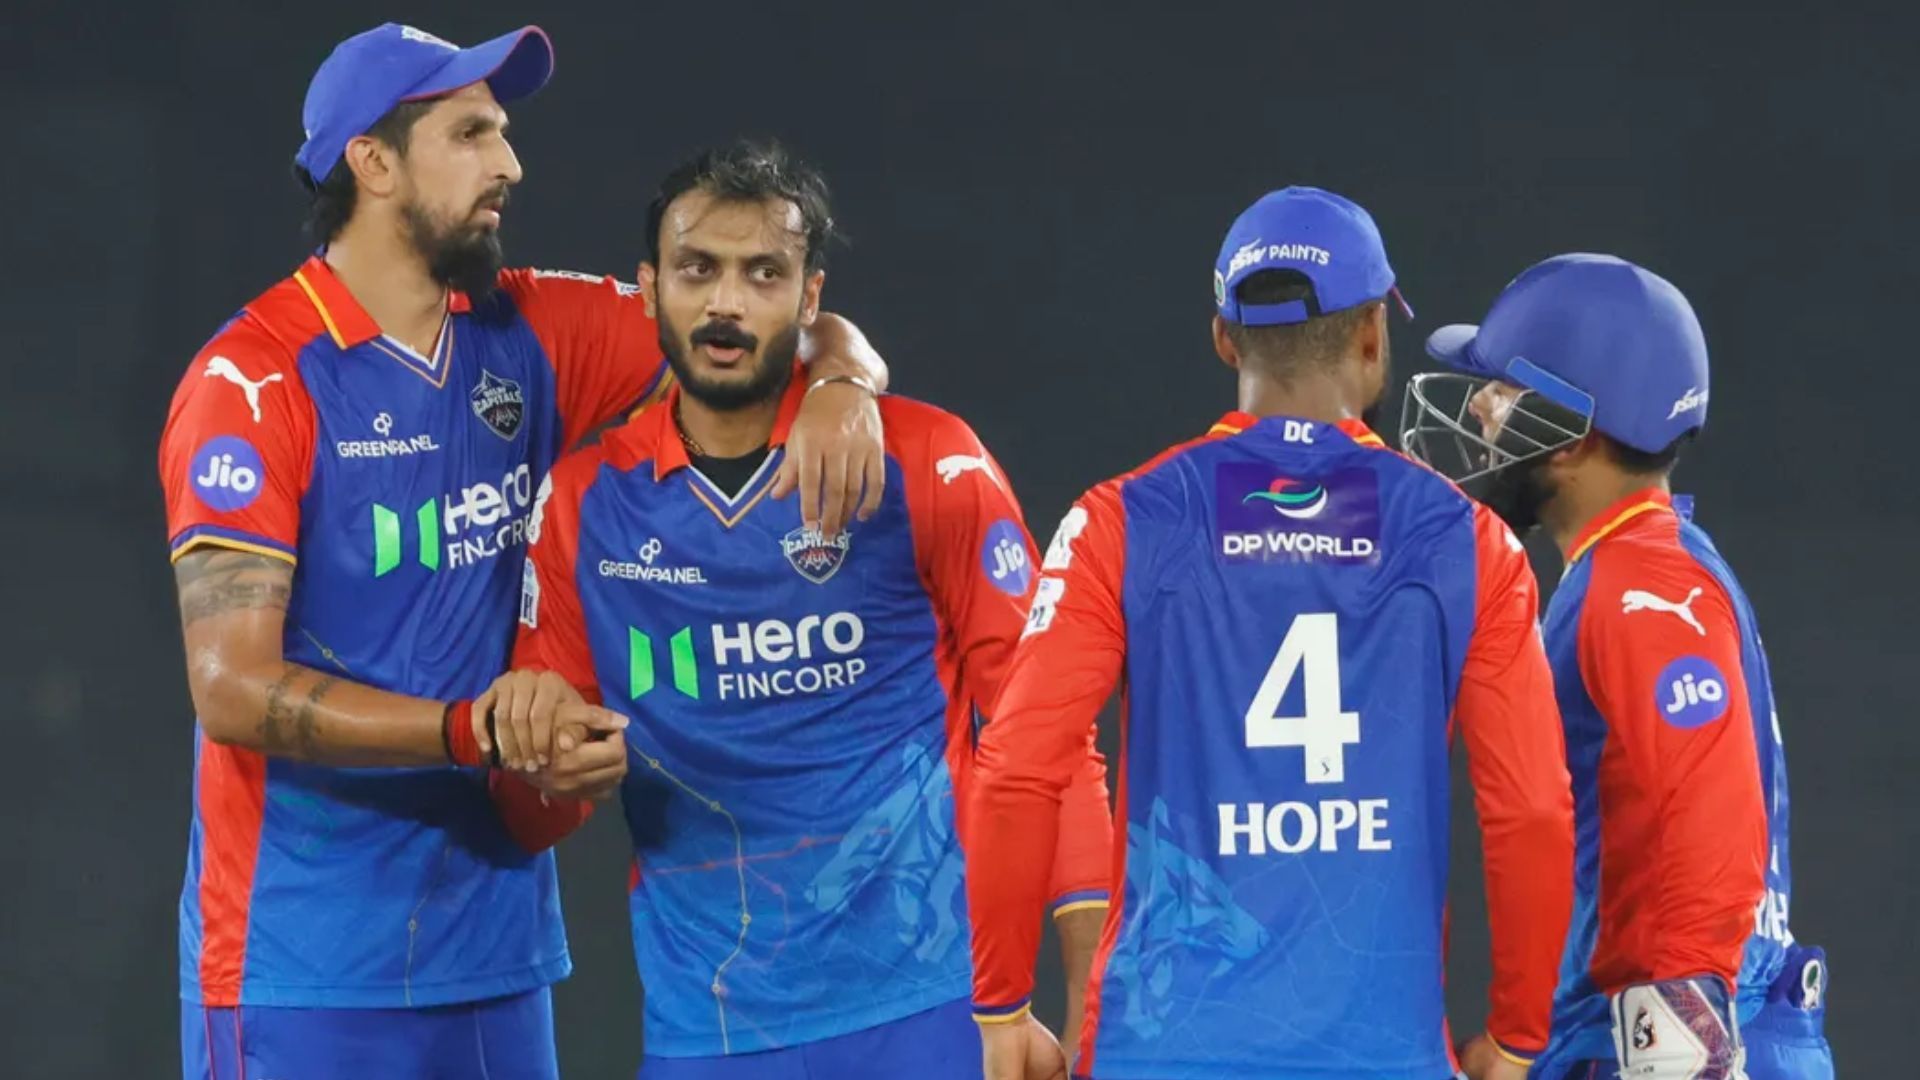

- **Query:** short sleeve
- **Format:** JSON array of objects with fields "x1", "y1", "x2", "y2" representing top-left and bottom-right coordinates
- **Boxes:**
[{"x1": 159, "y1": 324, "x2": 315, "y2": 564}]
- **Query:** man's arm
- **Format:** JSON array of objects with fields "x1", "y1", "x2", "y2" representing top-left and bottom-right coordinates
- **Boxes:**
[
  {"x1": 969, "y1": 482, "x2": 1128, "y2": 1024},
  {"x1": 489, "y1": 453, "x2": 630, "y2": 850},
  {"x1": 901, "y1": 410, "x2": 1115, "y2": 1059},
  {"x1": 161, "y1": 333, "x2": 482, "y2": 767},
  {"x1": 1580, "y1": 543, "x2": 1766, "y2": 986},
  {"x1": 776, "y1": 312, "x2": 889, "y2": 534},
  {"x1": 175, "y1": 550, "x2": 469, "y2": 765},
  {"x1": 1454, "y1": 505, "x2": 1576, "y2": 1067}
]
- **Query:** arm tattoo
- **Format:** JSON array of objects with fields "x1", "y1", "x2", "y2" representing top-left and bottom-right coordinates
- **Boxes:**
[
  {"x1": 260, "y1": 664, "x2": 337, "y2": 760},
  {"x1": 175, "y1": 549, "x2": 293, "y2": 625}
]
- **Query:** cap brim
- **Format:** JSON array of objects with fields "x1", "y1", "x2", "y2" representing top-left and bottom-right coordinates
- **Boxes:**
[
  {"x1": 408, "y1": 26, "x2": 554, "y2": 105},
  {"x1": 1425, "y1": 323, "x2": 1492, "y2": 374}
]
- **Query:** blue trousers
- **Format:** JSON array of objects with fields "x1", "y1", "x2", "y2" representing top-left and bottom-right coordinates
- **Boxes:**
[{"x1": 182, "y1": 987, "x2": 558, "y2": 1079}]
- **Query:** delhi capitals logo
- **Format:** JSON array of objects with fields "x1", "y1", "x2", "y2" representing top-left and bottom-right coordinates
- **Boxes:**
[
  {"x1": 470, "y1": 369, "x2": 524, "y2": 440},
  {"x1": 1242, "y1": 477, "x2": 1329, "y2": 520},
  {"x1": 781, "y1": 526, "x2": 852, "y2": 585}
]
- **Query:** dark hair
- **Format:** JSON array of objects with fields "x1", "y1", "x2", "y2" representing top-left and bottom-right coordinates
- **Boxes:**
[
  {"x1": 645, "y1": 140, "x2": 835, "y2": 271},
  {"x1": 1224, "y1": 269, "x2": 1380, "y2": 379},
  {"x1": 291, "y1": 100, "x2": 436, "y2": 244},
  {"x1": 1602, "y1": 430, "x2": 1690, "y2": 476}
]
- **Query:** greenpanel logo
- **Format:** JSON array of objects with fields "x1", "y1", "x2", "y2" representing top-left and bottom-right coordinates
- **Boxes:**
[
  {"x1": 629, "y1": 626, "x2": 699, "y2": 700},
  {"x1": 372, "y1": 500, "x2": 440, "y2": 577}
]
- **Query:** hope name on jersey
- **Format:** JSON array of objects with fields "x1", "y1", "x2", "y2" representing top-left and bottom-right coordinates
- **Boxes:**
[
  {"x1": 513, "y1": 367, "x2": 1111, "y2": 1057},
  {"x1": 968, "y1": 412, "x2": 1576, "y2": 1080},
  {"x1": 1535, "y1": 489, "x2": 1783, "y2": 1062},
  {"x1": 157, "y1": 257, "x2": 668, "y2": 1007}
]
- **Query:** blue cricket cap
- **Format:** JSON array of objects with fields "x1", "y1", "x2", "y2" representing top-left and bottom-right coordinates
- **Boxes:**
[
  {"x1": 1426, "y1": 253, "x2": 1710, "y2": 454},
  {"x1": 296, "y1": 23, "x2": 554, "y2": 181},
  {"x1": 1213, "y1": 186, "x2": 1413, "y2": 326}
]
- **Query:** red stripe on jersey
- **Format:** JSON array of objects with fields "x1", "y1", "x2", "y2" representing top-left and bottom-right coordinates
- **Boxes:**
[{"x1": 195, "y1": 735, "x2": 267, "y2": 1004}]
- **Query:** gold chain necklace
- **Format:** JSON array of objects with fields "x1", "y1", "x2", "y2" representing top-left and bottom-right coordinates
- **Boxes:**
[{"x1": 674, "y1": 398, "x2": 707, "y2": 457}]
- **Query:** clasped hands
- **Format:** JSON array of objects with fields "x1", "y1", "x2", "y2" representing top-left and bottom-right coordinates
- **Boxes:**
[{"x1": 473, "y1": 670, "x2": 629, "y2": 801}]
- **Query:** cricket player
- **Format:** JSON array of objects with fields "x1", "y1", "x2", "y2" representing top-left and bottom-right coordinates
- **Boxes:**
[
  {"x1": 965, "y1": 187, "x2": 1577, "y2": 1080},
  {"x1": 160, "y1": 24, "x2": 889, "y2": 1079},
  {"x1": 1402, "y1": 253, "x2": 1834, "y2": 1079},
  {"x1": 508, "y1": 140, "x2": 1112, "y2": 1077}
]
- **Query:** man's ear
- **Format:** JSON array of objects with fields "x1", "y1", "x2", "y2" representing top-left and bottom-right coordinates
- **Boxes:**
[
  {"x1": 344, "y1": 135, "x2": 400, "y2": 199},
  {"x1": 636, "y1": 262, "x2": 658, "y2": 319},
  {"x1": 799, "y1": 269, "x2": 825, "y2": 327},
  {"x1": 1357, "y1": 303, "x2": 1387, "y2": 365},
  {"x1": 1213, "y1": 315, "x2": 1242, "y2": 371},
  {"x1": 1560, "y1": 431, "x2": 1609, "y2": 467}
]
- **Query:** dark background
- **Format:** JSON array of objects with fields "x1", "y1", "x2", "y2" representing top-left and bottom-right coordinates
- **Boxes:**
[{"x1": 4, "y1": 1, "x2": 1913, "y2": 1075}]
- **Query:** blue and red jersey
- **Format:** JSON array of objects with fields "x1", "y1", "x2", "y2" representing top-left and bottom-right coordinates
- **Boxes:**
[
  {"x1": 157, "y1": 257, "x2": 670, "y2": 1007},
  {"x1": 1536, "y1": 489, "x2": 1782, "y2": 1061},
  {"x1": 511, "y1": 368, "x2": 1111, "y2": 1057},
  {"x1": 967, "y1": 412, "x2": 1576, "y2": 1079}
]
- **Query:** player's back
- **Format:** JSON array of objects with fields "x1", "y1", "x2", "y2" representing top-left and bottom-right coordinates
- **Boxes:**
[{"x1": 1087, "y1": 414, "x2": 1485, "y2": 1079}]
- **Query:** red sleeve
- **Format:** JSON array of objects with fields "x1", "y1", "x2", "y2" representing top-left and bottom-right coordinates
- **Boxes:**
[
  {"x1": 1048, "y1": 750, "x2": 1113, "y2": 916},
  {"x1": 158, "y1": 323, "x2": 314, "y2": 564},
  {"x1": 1580, "y1": 537, "x2": 1766, "y2": 990},
  {"x1": 487, "y1": 770, "x2": 592, "y2": 854},
  {"x1": 500, "y1": 269, "x2": 670, "y2": 451},
  {"x1": 491, "y1": 450, "x2": 610, "y2": 852},
  {"x1": 510, "y1": 449, "x2": 603, "y2": 703},
  {"x1": 966, "y1": 480, "x2": 1128, "y2": 1020},
  {"x1": 896, "y1": 405, "x2": 1114, "y2": 924},
  {"x1": 1454, "y1": 504, "x2": 1576, "y2": 1060}
]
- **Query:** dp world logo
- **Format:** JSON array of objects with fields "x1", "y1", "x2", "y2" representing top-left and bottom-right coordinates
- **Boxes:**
[{"x1": 1242, "y1": 477, "x2": 1328, "y2": 520}]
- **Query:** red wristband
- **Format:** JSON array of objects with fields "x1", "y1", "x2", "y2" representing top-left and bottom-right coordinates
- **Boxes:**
[{"x1": 444, "y1": 699, "x2": 485, "y2": 767}]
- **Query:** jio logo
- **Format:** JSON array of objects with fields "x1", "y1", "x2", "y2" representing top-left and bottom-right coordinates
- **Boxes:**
[
  {"x1": 1655, "y1": 655, "x2": 1731, "y2": 729},
  {"x1": 189, "y1": 436, "x2": 265, "y2": 512},
  {"x1": 981, "y1": 518, "x2": 1032, "y2": 597}
]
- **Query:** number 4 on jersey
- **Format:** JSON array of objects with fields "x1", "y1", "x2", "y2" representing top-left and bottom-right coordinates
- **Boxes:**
[{"x1": 1245, "y1": 612, "x2": 1360, "y2": 784}]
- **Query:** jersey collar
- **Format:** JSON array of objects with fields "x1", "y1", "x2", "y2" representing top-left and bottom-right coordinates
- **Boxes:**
[
  {"x1": 1567, "y1": 487, "x2": 1672, "y2": 564},
  {"x1": 290, "y1": 255, "x2": 473, "y2": 349},
  {"x1": 1206, "y1": 411, "x2": 1387, "y2": 448},
  {"x1": 652, "y1": 361, "x2": 808, "y2": 481}
]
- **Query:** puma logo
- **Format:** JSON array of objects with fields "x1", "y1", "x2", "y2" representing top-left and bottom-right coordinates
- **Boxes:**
[
  {"x1": 936, "y1": 454, "x2": 999, "y2": 488},
  {"x1": 203, "y1": 355, "x2": 284, "y2": 423},
  {"x1": 1621, "y1": 586, "x2": 1706, "y2": 636}
]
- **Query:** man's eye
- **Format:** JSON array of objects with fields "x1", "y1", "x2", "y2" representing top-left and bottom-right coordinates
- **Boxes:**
[{"x1": 751, "y1": 266, "x2": 781, "y2": 283}]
